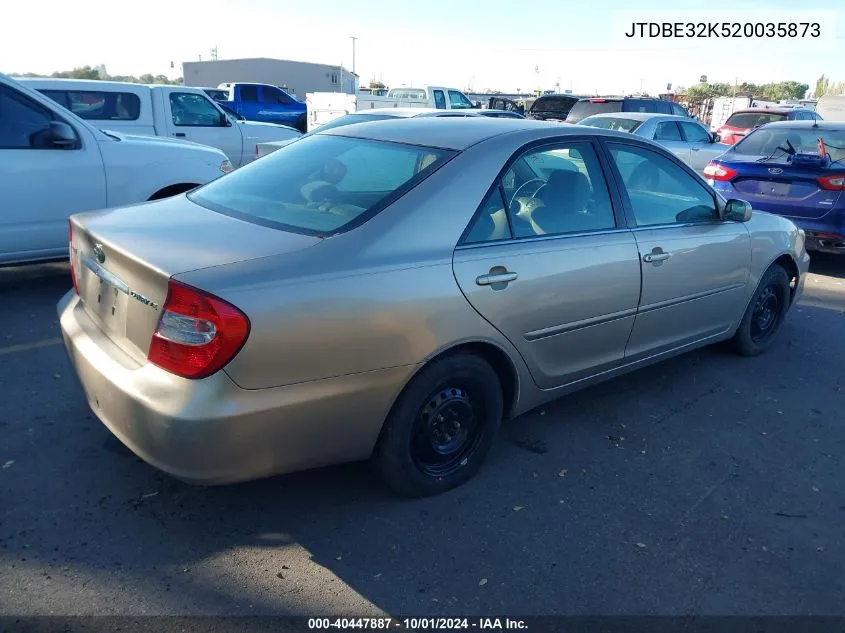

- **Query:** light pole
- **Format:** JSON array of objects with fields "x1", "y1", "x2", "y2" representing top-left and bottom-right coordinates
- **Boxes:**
[{"x1": 349, "y1": 36, "x2": 357, "y2": 75}]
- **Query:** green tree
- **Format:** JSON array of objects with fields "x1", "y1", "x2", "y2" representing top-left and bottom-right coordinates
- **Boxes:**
[{"x1": 51, "y1": 65, "x2": 101, "y2": 80}]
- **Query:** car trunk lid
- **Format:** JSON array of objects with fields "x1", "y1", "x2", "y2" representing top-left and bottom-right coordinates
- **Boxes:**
[
  {"x1": 69, "y1": 194, "x2": 322, "y2": 363},
  {"x1": 720, "y1": 155, "x2": 843, "y2": 219}
]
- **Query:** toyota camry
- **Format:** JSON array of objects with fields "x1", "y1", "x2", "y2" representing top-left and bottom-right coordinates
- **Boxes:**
[{"x1": 59, "y1": 117, "x2": 809, "y2": 497}]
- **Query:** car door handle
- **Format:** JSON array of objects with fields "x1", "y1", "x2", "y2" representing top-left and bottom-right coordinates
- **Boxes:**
[
  {"x1": 643, "y1": 252, "x2": 671, "y2": 263},
  {"x1": 173, "y1": 132, "x2": 186, "y2": 137},
  {"x1": 476, "y1": 272, "x2": 518, "y2": 286},
  {"x1": 691, "y1": 147, "x2": 700, "y2": 151}
]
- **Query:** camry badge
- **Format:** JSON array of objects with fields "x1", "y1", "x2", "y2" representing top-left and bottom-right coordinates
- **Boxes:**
[
  {"x1": 93, "y1": 244, "x2": 106, "y2": 264},
  {"x1": 768, "y1": 168, "x2": 783, "y2": 175}
]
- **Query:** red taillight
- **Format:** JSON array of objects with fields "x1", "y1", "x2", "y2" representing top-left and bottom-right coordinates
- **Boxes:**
[
  {"x1": 68, "y1": 219, "x2": 79, "y2": 294},
  {"x1": 817, "y1": 174, "x2": 845, "y2": 191},
  {"x1": 148, "y1": 279, "x2": 250, "y2": 379},
  {"x1": 703, "y1": 162, "x2": 738, "y2": 181}
]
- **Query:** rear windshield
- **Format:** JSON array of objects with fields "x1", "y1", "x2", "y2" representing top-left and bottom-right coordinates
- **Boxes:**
[
  {"x1": 725, "y1": 112, "x2": 787, "y2": 129},
  {"x1": 189, "y1": 135, "x2": 455, "y2": 236},
  {"x1": 529, "y1": 96, "x2": 577, "y2": 114},
  {"x1": 566, "y1": 100, "x2": 623, "y2": 123},
  {"x1": 577, "y1": 116, "x2": 642, "y2": 132},
  {"x1": 731, "y1": 127, "x2": 845, "y2": 162}
]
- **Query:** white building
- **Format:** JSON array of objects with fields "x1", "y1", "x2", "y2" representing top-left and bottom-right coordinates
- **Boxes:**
[{"x1": 182, "y1": 57, "x2": 358, "y2": 96}]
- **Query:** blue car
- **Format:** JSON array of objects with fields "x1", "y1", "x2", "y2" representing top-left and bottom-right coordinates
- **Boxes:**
[{"x1": 705, "y1": 121, "x2": 845, "y2": 254}]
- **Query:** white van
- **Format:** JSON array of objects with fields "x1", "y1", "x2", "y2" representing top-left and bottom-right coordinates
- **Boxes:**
[
  {"x1": 816, "y1": 95, "x2": 845, "y2": 122},
  {"x1": 17, "y1": 78, "x2": 301, "y2": 167}
]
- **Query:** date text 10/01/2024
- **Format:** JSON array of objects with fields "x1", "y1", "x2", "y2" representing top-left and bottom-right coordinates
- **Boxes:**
[{"x1": 308, "y1": 618, "x2": 528, "y2": 630}]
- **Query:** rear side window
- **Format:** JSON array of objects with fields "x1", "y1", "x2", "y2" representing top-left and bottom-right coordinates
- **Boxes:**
[
  {"x1": 189, "y1": 135, "x2": 456, "y2": 236},
  {"x1": 239, "y1": 85, "x2": 259, "y2": 102},
  {"x1": 39, "y1": 89, "x2": 141, "y2": 121},
  {"x1": 566, "y1": 100, "x2": 623, "y2": 123},
  {"x1": 725, "y1": 112, "x2": 787, "y2": 128},
  {"x1": 433, "y1": 90, "x2": 446, "y2": 109},
  {"x1": 654, "y1": 121, "x2": 682, "y2": 141}
]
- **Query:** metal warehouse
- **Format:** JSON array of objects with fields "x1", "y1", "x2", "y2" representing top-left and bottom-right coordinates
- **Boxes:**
[{"x1": 182, "y1": 57, "x2": 359, "y2": 97}]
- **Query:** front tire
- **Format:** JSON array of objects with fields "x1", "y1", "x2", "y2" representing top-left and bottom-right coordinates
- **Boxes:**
[
  {"x1": 373, "y1": 353, "x2": 503, "y2": 497},
  {"x1": 731, "y1": 264, "x2": 791, "y2": 356}
]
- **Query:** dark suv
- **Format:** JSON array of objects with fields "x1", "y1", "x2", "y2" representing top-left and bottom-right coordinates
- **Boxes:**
[
  {"x1": 565, "y1": 96, "x2": 691, "y2": 124},
  {"x1": 525, "y1": 94, "x2": 585, "y2": 121}
]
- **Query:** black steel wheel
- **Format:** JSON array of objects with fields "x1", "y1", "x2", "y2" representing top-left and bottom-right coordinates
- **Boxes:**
[
  {"x1": 731, "y1": 264, "x2": 791, "y2": 356},
  {"x1": 373, "y1": 353, "x2": 504, "y2": 497}
]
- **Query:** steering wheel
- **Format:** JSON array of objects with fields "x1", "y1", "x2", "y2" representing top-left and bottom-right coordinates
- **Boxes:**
[{"x1": 509, "y1": 178, "x2": 546, "y2": 208}]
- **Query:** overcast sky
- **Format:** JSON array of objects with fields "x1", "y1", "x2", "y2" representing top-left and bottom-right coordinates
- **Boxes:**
[{"x1": 3, "y1": 0, "x2": 843, "y2": 95}]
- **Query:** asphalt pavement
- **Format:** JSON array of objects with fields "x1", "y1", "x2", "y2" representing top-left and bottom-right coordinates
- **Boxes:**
[{"x1": 1, "y1": 257, "x2": 843, "y2": 617}]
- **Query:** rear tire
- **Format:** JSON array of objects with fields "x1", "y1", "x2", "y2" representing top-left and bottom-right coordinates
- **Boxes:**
[
  {"x1": 373, "y1": 353, "x2": 503, "y2": 497},
  {"x1": 730, "y1": 264, "x2": 791, "y2": 357}
]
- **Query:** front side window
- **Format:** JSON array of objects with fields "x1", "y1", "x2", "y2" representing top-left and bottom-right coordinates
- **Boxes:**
[
  {"x1": 463, "y1": 142, "x2": 616, "y2": 242},
  {"x1": 654, "y1": 121, "x2": 682, "y2": 141},
  {"x1": 433, "y1": 90, "x2": 446, "y2": 109},
  {"x1": 169, "y1": 93, "x2": 225, "y2": 127},
  {"x1": 0, "y1": 85, "x2": 55, "y2": 149},
  {"x1": 448, "y1": 90, "x2": 473, "y2": 109},
  {"x1": 189, "y1": 135, "x2": 455, "y2": 236},
  {"x1": 265, "y1": 87, "x2": 292, "y2": 105},
  {"x1": 608, "y1": 144, "x2": 718, "y2": 227},
  {"x1": 680, "y1": 121, "x2": 711, "y2": 144}
]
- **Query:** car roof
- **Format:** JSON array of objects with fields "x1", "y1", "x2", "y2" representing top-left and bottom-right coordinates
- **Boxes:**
[
  {"x1": 351, "y1": 107, "x2": 459, "y2": 117},
  {"x1": 318, "y1": 116, "x2": 629, "y2": 150},
  {"x1": 755, "y1": 120, "x2": 843, "y2": 131},
  {"x1": 578, "y1": 112, "x2": 690, "y2": 122},
  {"x1": 731, "y1": 108, "x2": 796, "y2": 114}
]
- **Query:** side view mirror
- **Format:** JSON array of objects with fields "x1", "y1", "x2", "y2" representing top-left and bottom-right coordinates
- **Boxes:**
[
  {"x1": 723, "y1": 199, "x2": 753, "y2": 222},
  {"x1": 711, "y1": 133, "x2": 721, "y2": 143},
  {"x1": 30, "y1": 121, "x2": 77, "y2": 149}
]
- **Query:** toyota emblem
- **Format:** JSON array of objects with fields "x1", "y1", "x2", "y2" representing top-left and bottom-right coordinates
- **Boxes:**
[{"x1": 93, "y1": 244, "x2": 106, "y2": 264}]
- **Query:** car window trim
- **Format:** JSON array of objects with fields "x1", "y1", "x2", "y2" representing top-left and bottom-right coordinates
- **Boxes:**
[
  {"x1": 599, "y1": 138, "x2": 722, "y2": 229},
  {"x1": 456, "y1": 136, "x2": 628, "y2": 247}
]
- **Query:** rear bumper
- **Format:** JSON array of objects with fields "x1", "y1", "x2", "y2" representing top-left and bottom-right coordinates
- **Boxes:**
[{"x1": 58, "y1": 291, "x2": 415, "y2": 485}]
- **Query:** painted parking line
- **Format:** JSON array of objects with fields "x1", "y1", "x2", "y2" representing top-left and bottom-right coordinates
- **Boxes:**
[{"x1": 0, "y1": 337, "x2": 63, "y2": 356}]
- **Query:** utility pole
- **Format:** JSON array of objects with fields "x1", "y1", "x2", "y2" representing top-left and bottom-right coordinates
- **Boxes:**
[{"x1": 349, "y1": 36, "x2": 358, "y2": 74}]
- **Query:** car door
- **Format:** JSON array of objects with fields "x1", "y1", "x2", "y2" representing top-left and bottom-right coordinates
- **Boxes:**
[
  {"x1": 604, "y1": 141, "x2": 751, "y2": 359},
  {"x1": 0, "y1": 82, "x2": 106, "y2": 264},
  {"x1": 452, "y1": 140, "x2": 642, "y2": 389},
  {"x1": 652, "y1": 120, "x2": 691, "y2": 164},
  {"x1": 679, "y1": 120, "x2": 722, "y2": 171},
  {"x1": 258, "y1": 85, "x2": 301, "y2": 127},
  {"x1": 163, "y1": 91, "x2": 244, "y2": 166}
]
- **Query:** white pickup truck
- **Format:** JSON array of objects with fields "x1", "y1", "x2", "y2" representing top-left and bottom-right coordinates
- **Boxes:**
[
  {"x1": 0, "y1": 74, "x2": 232, "y2": 265},
  {"x1": 17, "y1": 78, "x2": 301, "y2": 167},
  {"x1": 306, "y1": 85, "x2": 476, "y2": 131}
]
